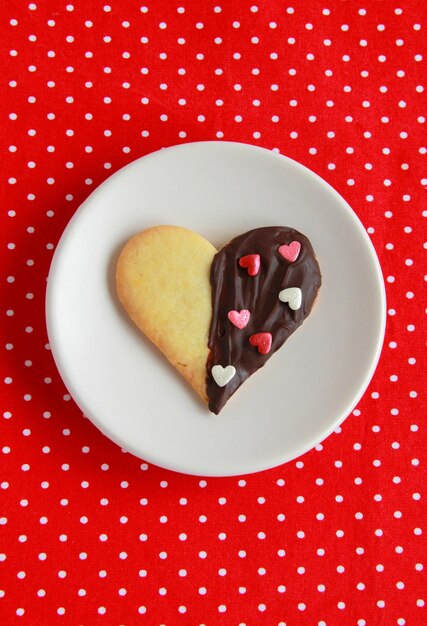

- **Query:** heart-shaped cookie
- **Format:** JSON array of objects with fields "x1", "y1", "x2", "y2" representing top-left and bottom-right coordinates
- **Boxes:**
[{"x1": 116, "y1": 226, "x2": 321, "y2": 413}]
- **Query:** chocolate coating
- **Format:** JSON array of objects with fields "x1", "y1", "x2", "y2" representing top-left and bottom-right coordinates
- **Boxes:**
[{"x1": 206, "y1": 227, "x2": 322, "y2": 414}]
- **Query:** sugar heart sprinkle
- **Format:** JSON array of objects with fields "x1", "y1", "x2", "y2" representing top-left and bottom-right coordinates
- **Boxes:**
[
  {"x1": 227, "y1": 309, "x2": 251, "y2": 329},
  {"x1": 279, "y1": 287, "x2": 302, "y2": 311},
  {"x1": 278, "y1": 241, "x2": 301, "y2": 263},
  {"x1": 249, "y1": 332, "x2": 273, "y2": 355},
  {"x1": 239, "y1": 254, "x2": 260, "y2": 276},
  {"x1": 211, "y1": 365, "x2": 236, "y2": 387}
]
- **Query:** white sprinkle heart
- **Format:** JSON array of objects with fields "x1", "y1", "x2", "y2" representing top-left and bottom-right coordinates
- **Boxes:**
[
  {"x1": 211, "y1": 365, "x2": 236, "y2": 387},
  {"x1": 279, "y1": 287, "x2": 302, "y2": 311}
]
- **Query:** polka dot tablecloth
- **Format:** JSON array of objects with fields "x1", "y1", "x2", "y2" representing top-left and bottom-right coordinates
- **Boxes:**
[{"x1": 1, "y1": 1, "x2": 425, "y2": 624}]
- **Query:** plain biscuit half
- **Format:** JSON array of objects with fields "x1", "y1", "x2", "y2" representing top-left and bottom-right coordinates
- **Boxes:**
[{"x1": 116, "y1": 226, "x2": 217, "y2": 403}]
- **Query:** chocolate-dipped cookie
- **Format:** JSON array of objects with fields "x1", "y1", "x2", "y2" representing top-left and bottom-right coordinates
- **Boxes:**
[{"x1": 116, "y1": 225, "x2": 321, "y2": 413}]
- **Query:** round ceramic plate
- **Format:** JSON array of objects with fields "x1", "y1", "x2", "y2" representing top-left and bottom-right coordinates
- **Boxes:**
[{"x1": 46, "y1": 141, "x2": 386, "y2": 476}]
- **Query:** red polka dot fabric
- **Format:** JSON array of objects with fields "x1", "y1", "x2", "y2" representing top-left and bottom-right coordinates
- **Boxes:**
[{"x1": 1, "y1": 1, "x2": 425, "y2": 624}]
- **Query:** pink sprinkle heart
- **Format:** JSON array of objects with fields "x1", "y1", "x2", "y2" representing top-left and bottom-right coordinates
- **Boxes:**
[
  {"x1": 278, "y1": 241, "x2": 301, "y2": 263},
  {"x1": 249, "y1": 332, "x2": 272, "y2": 355},
  {"x1": 239, "y1": 254, "x2": 261, "y2": 276},
  {"x1": 228, "y1": 309, "x2": 251, "y2": 329}
]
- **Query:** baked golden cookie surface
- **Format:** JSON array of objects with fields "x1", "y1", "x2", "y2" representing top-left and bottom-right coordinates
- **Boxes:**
[{"x1": 116, "y1": 226, "x2": 216, "y2": 403}]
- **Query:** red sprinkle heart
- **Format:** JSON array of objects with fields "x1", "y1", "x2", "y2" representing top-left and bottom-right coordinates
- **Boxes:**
[
  {"x1": 239, "y1": 254, "x2": 260, "y2": 276},
  {"x1": 228, "y1": 309, "x2": 251, "y2": 329},
  {"x1": 249, "y1": 332, "x2": 272, "y2": 355},
  {"x1": 278, "y1": 241, "x2": 301, "y2": 263}
]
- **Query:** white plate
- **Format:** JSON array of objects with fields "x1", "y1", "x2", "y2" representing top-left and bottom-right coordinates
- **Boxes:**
[{"x1": 46, "y1": 141, "x2": 386, "y2": 476}]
